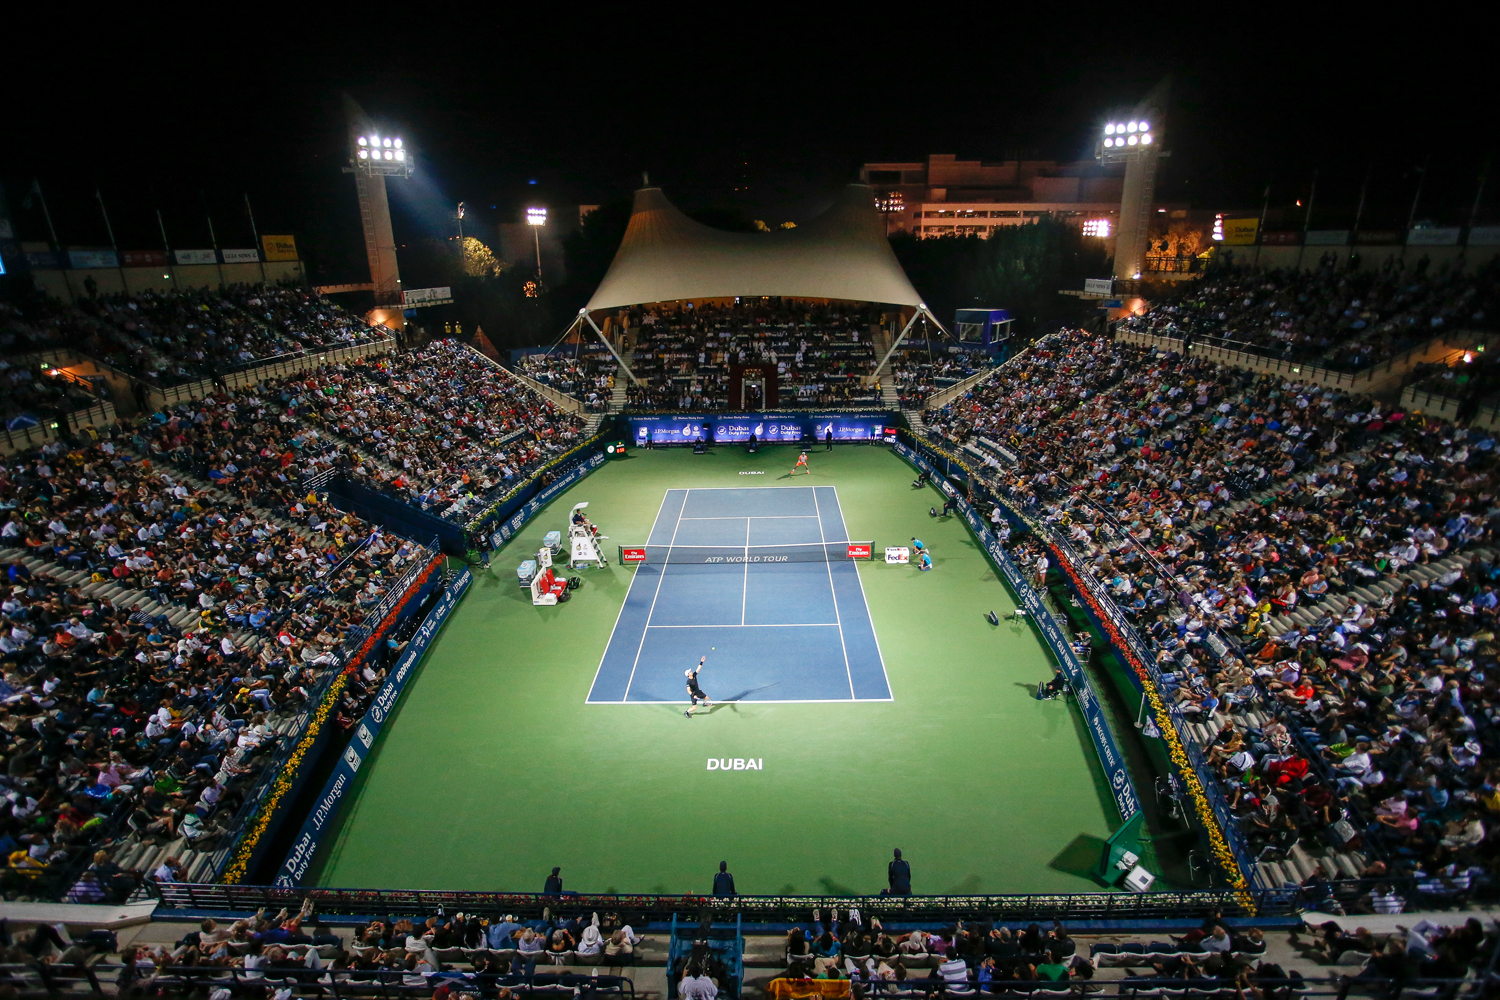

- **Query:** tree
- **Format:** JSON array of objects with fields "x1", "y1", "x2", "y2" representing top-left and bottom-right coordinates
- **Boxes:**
[{"x1": 889, "y1": 220, "x2": 1112, "y2": 337}]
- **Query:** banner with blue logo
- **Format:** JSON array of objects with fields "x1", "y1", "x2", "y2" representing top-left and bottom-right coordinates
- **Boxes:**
[
  {"x1": 625, "y1": 412, "x2": 892, "y2": 446},
  {"x1": 276, "y1": 568, "x2": 473, "y2": 885},
  {"x1": 894, "y1": 443, "x2": 1140, "y2": 823}
]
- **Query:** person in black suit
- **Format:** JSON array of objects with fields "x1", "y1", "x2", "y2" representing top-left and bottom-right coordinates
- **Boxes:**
[
  {"x1": 543, "y1": 867, "x2": 563, "y2": 894},
  {"x1": 713, "y1": 861, "x2": 737, "y2": 897},
  {"x1": 888, "y1": 848, "x2": 911, "y2": 895}
]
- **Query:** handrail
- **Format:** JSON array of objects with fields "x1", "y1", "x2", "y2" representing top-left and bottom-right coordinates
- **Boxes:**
[
  {"x1": 466, "y1": 343, "x2": 585, "y2": 413},
  {"x1": 919, "y1": 352, "x2": 1017, "y2": 411}
]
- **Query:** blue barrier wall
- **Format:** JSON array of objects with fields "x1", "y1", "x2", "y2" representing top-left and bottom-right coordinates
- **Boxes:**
[
  {"x1": 894, "y1": 442, "x2": 1140, "y2": 824},
  {"x1": 625, "y1": 412, "x2": 894, "y2": 445},
  {"x1": 276, "y1": 568, "x2": 473, "y2": 885}
]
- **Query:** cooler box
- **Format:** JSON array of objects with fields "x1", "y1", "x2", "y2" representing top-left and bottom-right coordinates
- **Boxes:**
[
  {"x1": 518, "y1": 560, "x2": 538, "y2": 587},
  {"x1": 542, "y1": 531, "x2": 562, "y2": 553}
]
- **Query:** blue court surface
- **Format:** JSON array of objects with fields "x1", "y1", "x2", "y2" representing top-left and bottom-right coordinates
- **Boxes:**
[{"x1": 587, "y1": 487, "x2": 891, "y2": 703}]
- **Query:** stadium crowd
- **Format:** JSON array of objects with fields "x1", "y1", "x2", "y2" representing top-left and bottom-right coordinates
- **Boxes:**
[
  {"x1": 0, "y1": 415, "x2": 429, "y2": 895},
  {"x1": 927, "y1": 327, "x2": 1500, "y2": 902},
  {"x1": 288, "y1": 340, "x2": 588, "y2": 510},
  {"x1": 624, "y1": 300, "x2": 883, "y2": 410},
  {"x1": 1118, "y1": 258, "x2": 1500, "y2": 371},
  {"x1": 518, "y1": 349, "x2": 614, "y2": 412},
  {"x1": 3, "y1": 285, "x2": 384, "y2": 387}
]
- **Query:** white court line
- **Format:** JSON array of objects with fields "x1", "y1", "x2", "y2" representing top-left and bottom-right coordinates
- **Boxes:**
[
  {"x1": 672, "y1": 486, "x2": 818, "y2": 491},
  {"x1": 587, "y1": 697, "x2": 896, "y2": 705},
  {"x1": 678, "y1": 515, "x2": 820, "y2": 520},
  {"x1": 826, "y1": 484, "x2": 895, "y2": 701},
  {"x1": 584, "y1": 489, "x2": 676, "y2": 703},
  {"x1": 645, "y1": 623, "x2": 842, "y2": 628},
  {"x1": 812, "y1": 485, "x2": 855, "y2": 700},
  {"x1": 741, "y1": 515, "x2": 750, "y2": 625},
  {"x1": 621, "y1": 491, "x2": 686, "y2": 702}
]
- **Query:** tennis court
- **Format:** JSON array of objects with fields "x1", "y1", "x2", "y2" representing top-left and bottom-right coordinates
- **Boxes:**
[{"x1": 586, "y1": 486, "x2": 891, "y2": 703}]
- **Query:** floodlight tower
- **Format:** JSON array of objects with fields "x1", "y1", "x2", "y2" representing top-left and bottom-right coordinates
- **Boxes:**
[
  {"x1": 1097, "y1": 81, "x2": 1168, "y2": 282},
  {"x1": 526, "y1": 206, "x2": 547, "y2": 282},
  {"x1": 344, "y1": 97, "x2": 413, "y2": 309}
]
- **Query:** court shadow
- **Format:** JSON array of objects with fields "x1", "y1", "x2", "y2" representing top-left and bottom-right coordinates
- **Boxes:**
[
  {"x1": 948, "y1": 874, "x2": 983, "y2": 894},
  {"x1": 720, "y1": 683, "x2": 783, "y2": 702},
  {"x1": 816, "y1": 875, "x2": 858, "y2": 895},
  {"x1": 1049, "y1": 833, "x2": 1109, "y2": 885}
]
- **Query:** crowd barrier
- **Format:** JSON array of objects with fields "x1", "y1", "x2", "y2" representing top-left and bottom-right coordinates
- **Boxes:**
[
  {"x1": 277, "y1": 568, "x2": 473, "y2": 885},
  {"x1": 148, "y1": 883, "x2": 1299, "y2": 921}
]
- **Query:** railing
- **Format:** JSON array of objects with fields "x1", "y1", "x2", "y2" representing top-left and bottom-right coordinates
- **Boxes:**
[
  {"x1": 345, "y1": 537, "x2": 445, "y2": 647},
  {"x1": 0, "y1": 964, "x2": 638, "y2": 999},
  {"x1": 919, "y1": 353, "x2": 1016, "y2": 411},
  {"x1": 148, "y1": 882, "x2": 1299, "y2": 919},
  {"x1": 1112, "y1": 327, "x2": 1482, "y2": 392},
  {"x1": 467, "y1": 343, "x2": 585, "y2": 414}
]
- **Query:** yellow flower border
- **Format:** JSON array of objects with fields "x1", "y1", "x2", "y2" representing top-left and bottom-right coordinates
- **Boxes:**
[
  {"x1": 907, "y1": 434, "x2": 1256, "y2": 911},
  {"x1": 466, "y1": 432, "x2": 607, "y2": 531},
  {"x1": 220, "y1": 672, "x2": 350, "y2": 884}
]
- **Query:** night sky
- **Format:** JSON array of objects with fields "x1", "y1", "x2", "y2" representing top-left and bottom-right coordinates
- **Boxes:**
[{"x1": 8, "y1": 8, "x2": 1493, "y2": 284}]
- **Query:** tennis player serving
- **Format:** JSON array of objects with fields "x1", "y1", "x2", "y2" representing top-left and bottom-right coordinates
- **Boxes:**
[{"x1": 685, "y1": 656, "x2": 714, "y2": 718}]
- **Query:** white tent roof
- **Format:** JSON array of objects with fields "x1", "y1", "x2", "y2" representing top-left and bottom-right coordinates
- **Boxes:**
[{"x1": 584, "y1": 184, "x2": 924, "y2": 312}]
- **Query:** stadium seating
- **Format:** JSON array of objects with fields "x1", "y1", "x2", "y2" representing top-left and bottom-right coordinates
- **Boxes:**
[
  {"x1": 0, "y1": 415, "x2": 435, "y2": 895},
  {"x1": 925, "y1": 326, "x2": 1500, "y2": 896},
  {"x1": 1118, "y1": 258, "x2": 1500, "y2": 371},
  {"x1": 5, "y1": 284, "x2": 384, "y2": 386},
  {"x1": 622, "y1": 300, "x2": 884, "y2": 410}
]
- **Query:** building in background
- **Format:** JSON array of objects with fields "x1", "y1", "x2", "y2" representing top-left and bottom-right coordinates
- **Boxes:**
[{"x1": 861, "y1": 155, "x2": 1129, "y2": 241}]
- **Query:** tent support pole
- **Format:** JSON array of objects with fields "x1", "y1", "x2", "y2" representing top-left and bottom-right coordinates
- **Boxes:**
[
  {"x1": 872, "y1": 307, "x2": 926, "y2": 380},
  {"x1": 582, "y1": 311, "x2": 644, "y2": 386}
]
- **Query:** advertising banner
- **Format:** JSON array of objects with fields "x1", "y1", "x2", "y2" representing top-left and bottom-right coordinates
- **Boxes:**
[
  {"x1": 1407, "y1": 227, "x2": 1461, "y2": 246},
  {"x1": 1222, "y1": 218, "x2": 1259, "y2": 245},
  {"x1": 262, "y1": 235, "x2": 299, "y2": 261},
  {"x1": 1356, "y1": 230, "x2": 1400, "y2": 245},
  {"x1": 402, "y1": 286, "x2": 454, "y2": 307},
  {"x1": 846, "y1": 543, "x2": 872, "y2": 559},
  {"x1": 894, "y1": 442, "x2": 1140, "y2": 823},
  {"x1": 68, "y1": 250, "x2": 118, "y2": 269},
  {"x1": 621, "y1": 546, "x2": 647, "y2": 562},
  {"x1": 625, "y1": 412, "x2": 892, "y2": 446},
  {"x1": 222, "y1": 248, "x2": 261, "y2": 263},
  {"x1": 1304, "y1": 230, "x2": 1349, "y2": 246},
  {"x1": 1260, "y1": 230, "x2": 1303, "y2": 246},
  {"x1": 885, "y1": 547, "x2": 910, "y2": 564},
  {"x1": 276, "y1": 568, "x2": 472, "y2": 886},
  {"x1": 1083, "y1": 278, "x2": 1113, "y2": 295},
  {"x1": 1469, "y1": 226, "x2": 1500, "y2": 246},
  {"x1": 24, "y1": 251, "x2": 63, "y2": 269},
  {"x1": 174, "y1": 249, "x2": 218, "y2": 265},
  {"x1": 120, "y1": 249, "x2": 169, "y2": 267}
]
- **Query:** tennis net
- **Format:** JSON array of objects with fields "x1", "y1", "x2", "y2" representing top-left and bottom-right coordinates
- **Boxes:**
[{"x1": 618, "y1": 541, "x2": 875, "y2": 565}]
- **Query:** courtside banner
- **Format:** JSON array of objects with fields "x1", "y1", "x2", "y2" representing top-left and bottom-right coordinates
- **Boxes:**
[
  {"x1": 846, "y1": 542, "x2": 872, "y2": 559},
  {"x1": 621, "y1": 546, "x2": 647, "y2": 563},
  {"x1": 491, "y1": 451, "x2": 608, "y2": 547},
  {"x1": 625, "y1": 412, "x2": 893, "y2": 446},
  {"x1": 275, "y1": 568, "x2": 472, "y2": 886},
  {"x1": 894, "y1": 442, "x2": 1140, "y2": 822}
]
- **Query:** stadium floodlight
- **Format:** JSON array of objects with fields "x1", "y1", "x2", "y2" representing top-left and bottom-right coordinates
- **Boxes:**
[
  {"x1": 351, "y1": 129, "x2": 413, "y2": 179},
  {"x1": 527, "y1": 207, "x2": 547, "y2": 282},
  {"x1": 1098, "y1": 118, "x2": 1154, "y2": 162}
]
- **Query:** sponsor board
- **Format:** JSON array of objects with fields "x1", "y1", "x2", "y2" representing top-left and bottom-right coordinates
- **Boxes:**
[
  {"x1": 274, "y1": 567, "x2": 471, "y2": 886},
  {"x1": 847, "y1": 542, "x2": 872, "y2": 559},
  {"x1": 262, "y1": 235, "x2": 298, "y2": 261},
  {"x1": 222, "y1": 248, "x2": 261, "y2": 263},
  {"x1": 625, "y1": 413, "x2": 893, "y2": 446},
  {"x1": 174, "y1": 249, "x2": 218, "y2": 265},
  {"x1": 68, "y1": 250, "x2": 119, "y2": 269},
  {"x1": 621, "y1": 547, "x2": 647, "y2": 563},
  {"x1": 885, "y1": 547, "x2": 910, "y2": 564}
]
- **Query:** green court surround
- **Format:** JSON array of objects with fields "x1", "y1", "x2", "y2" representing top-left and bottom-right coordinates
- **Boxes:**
[{"x1": 314, "y1": 445, "x2": 1122, "y2": 895}]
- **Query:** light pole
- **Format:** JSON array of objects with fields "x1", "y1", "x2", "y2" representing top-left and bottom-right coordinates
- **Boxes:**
[
  {"x1": 526, "y1": 206, "x2": 547, "y2": 283},
  {"x1": 345, "y1": 98, "x2": 414, "y2": 313},
  {"x1": 456, "y1": 201, "x2": 465, "y2": 271},
  {"x1": 1097, "y1": 114, "x2": 1161, "y2": 282}
]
